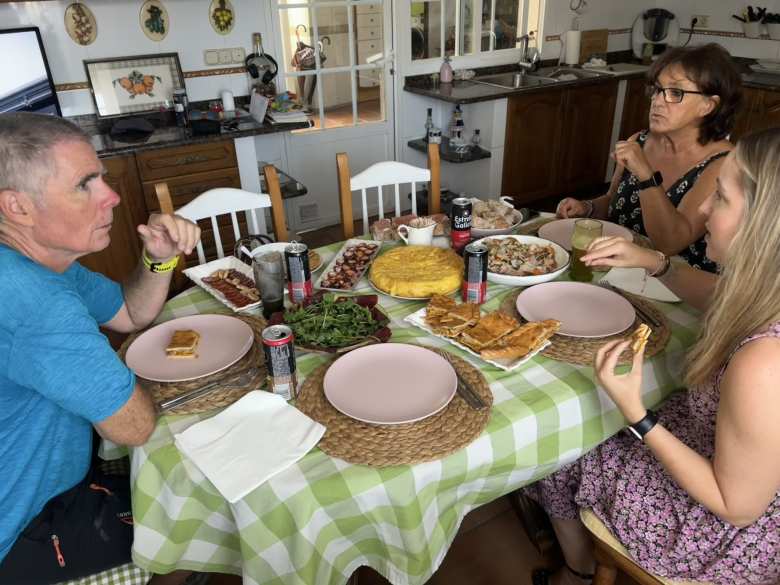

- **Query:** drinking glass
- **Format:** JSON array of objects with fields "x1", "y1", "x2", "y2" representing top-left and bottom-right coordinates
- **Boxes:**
[
  {"x1": 570, "y1": 219, "x2": 603, "y2": 282},
  {"x1": 252, "y1": 252, "x2": 285, "y2": 318}
]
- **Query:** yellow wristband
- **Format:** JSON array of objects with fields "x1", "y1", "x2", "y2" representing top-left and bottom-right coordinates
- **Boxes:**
[{"x1": 142, "y1": 250, "x2": 179, "y2": 273}]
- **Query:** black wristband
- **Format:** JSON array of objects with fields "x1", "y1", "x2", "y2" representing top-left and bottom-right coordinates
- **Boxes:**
[{"x1": 627, "y1": 409, "x2": 658, "y2": 441}]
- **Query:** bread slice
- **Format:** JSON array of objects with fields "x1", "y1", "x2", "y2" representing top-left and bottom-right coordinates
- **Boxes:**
[
  {"x1": 631, "y1": 323, "x2": 652, "y2": 353},
  {"x1": 480, "y1": 319, "x2": 560, "y2": 360},
  {"x1": 459, "y1": 312, "x2": 518, "y2": 350},
  {"x1": 166, "y1": 329, "x2": 200, "y2": 358}
]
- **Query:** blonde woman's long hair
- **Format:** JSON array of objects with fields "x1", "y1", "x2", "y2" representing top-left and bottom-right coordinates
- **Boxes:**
[{"x1": 686, "y1": 127, "x2": 780, "y2": 386}]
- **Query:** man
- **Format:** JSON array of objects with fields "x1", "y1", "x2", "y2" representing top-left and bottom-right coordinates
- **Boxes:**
[{"x1": 0, "y1": 112, "x2": 200, "y2": 584}]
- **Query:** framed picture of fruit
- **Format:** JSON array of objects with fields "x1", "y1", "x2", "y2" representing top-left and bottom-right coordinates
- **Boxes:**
[
  {"x1": 84, "y1": 53, "x2": 185, "y2": 119},
  {"x1": 209, "y1": 0, "x2": 235, "y2": 35}
]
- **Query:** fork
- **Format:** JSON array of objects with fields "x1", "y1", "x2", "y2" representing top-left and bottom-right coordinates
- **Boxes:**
[
  {"x1": 158, "y1": 367, "x2": 261, "y2": 413},
  {"x1": 596, "y1": 280, "x2": 662, "y2": 328},
  {"x1": 440, "y1": 351, "x2": 488, "y2": 410}
]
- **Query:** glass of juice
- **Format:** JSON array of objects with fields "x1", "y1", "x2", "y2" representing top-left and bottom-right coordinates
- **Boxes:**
[{"x1": 570, "y1": 219, "x2": 603, "y2": 282}]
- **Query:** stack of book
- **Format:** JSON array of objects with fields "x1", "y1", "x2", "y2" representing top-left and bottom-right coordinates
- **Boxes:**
[{"x1": 266, "y1": 96, "x2": 310, "y2": 124}]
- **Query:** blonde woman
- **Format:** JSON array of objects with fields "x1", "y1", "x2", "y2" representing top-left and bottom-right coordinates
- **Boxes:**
[{"x1": 526, "y1": 127, "x2": 780, "y2": 585}]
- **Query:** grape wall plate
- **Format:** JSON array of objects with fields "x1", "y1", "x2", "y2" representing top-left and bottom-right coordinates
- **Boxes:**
[
  {"x1": 209, "y1": 0, "x2": 235, "y2": 35},
  {"x1": 140, "y1": 0, "x2": 169, "y2": 42}
]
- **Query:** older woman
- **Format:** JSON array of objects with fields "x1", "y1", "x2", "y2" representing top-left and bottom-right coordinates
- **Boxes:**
[
  {"x1": 527, "y1": 127, "x2": 780, "y2": 585},
  {"x1": 556, "y1": 44, "x2": 741, "y2": 273}
]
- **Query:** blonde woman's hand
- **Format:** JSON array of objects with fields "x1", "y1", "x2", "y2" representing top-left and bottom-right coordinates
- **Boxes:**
[
  {"x1": 594, "y1": 339, "x2": 647, "y2": 423},
  {"x1": 581, "y1": 236, "x2": 661, "y2": 271},
  {"x1": 556, "y1": 197, "x2": 588, "y2": 218}
]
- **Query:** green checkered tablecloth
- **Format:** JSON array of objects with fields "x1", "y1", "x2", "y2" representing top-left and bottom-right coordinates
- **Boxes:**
[{"x1": 105, "y1": 241, "x2": 700, "y2": 585}]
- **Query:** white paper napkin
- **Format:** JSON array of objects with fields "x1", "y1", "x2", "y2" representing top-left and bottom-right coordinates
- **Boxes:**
[
  {"x1": 600, "y1": 267, "x2": 681, "y2": 303},
  {"x1": 174, "y1": 391, "x2": 325, "y2": 503}
]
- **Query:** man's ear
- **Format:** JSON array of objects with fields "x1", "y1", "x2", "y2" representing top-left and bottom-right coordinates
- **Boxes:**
[{"x1": 0, "y1": 189, "x2": 36, "y2": 227}]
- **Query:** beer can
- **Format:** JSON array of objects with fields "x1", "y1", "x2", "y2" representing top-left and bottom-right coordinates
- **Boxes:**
[
  {"x1": 462, "y1": 242, "x2": 488, "y2": 304},
  {"x1": 262, "y1": 325, "x2": 297, "y2": 400},
  {"x1": 450, "y1": 197, "x2": 472, "y2": 252},
  {"x1": 284, "y1": 242, "x2": 312, "y2": 304}
]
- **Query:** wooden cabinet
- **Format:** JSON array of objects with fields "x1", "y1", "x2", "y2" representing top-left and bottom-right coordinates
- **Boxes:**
[
  {"x1": 81, "y1": 140, "x2": 241, "y2": 282},
  {"x1": 79, "y1": 154, "x2": 146, "y2": 283},
  {"x1": 502, "y1": 80, "x2": 617, "y2": 205},
  {"x1": 620, "y1": 77, "x2": 651, "y2": 140},
  {"x1": 731, "y1": 86, "x2": 780, "y2": 142}
]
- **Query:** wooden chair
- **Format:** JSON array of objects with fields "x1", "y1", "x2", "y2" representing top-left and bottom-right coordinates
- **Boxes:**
[
  {"x1": 154, "y1": 165, "x2": 288, "y2": 288},
  {"x1": 337, "y1": 142, "x2": 441, "y2": 239},
  {"x1": 580, "y1": 509, "x2": 712, "y2": 585}
]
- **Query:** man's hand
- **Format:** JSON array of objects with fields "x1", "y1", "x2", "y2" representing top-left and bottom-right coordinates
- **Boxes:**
[
  {"x1": 611, "y1": 140, "x2": 654, "y2": 182},
  {"x1": 137, "y1": 213, "x2": 201, "y2": 262}
]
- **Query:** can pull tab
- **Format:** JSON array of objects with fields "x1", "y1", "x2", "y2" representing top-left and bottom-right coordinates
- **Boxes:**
[{"x1": 51, "y1": 534, "x2": 65, "y2": 567}]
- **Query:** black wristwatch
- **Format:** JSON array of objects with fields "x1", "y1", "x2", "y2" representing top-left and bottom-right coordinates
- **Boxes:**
[
  {"x1": 636, "y1": 170, "x2": 663, "y2": 191},
  {"x1": 627, "y1": 409, "x2": 658, "y2": 441}
]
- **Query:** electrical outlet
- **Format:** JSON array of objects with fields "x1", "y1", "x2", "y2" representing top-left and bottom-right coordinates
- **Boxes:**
[
  {"x1": 231, "y1": 47, "x2": 246, "y2": 63},
  {"x1": 692, "y1": 14, "x2": 709, "y2": 28},
  {"x1": 218, "y1": 49, "x2": 232, "y2": 65},
  {"x1": 204, "y1": 50, "x2": 219, "y2": 66}
]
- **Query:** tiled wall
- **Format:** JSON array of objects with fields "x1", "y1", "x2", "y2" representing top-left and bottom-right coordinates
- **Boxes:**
[{"x1": 0, "y1": 0, "x2": 276, "y2": 116}]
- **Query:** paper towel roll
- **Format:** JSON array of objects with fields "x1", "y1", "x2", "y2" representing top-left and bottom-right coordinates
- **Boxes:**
[
  {"x1": 564, "y1": 30, "x2": 581, "y2": 65},
  {"x1": 221, "y1": 90, "x2": 235, "y2": 112}
]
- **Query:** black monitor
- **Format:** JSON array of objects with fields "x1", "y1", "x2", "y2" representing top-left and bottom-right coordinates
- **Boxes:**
[{"x1": 0, "y1": 26, "x2": 62, "y2": 116}]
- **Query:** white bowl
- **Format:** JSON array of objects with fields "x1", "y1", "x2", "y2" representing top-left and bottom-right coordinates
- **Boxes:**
[
  {"x1": 470, "y1": 196, "x2": 525, "y2": 237},
  {"x1": 475, "y1": 234, "x2": 570, "y2": 287}
]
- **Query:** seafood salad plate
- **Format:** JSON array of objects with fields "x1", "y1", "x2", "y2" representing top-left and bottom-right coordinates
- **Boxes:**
[{"x1": 475, "y1": 235, "x2": 570, "y2": 287}]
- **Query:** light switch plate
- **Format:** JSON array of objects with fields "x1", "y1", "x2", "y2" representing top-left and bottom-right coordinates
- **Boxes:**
[
  {"x1": 218, "y1": 49, "x2": 232, "y2": 65},
  {"x1": 231, "y1": 47, "x2": 246, "y2": 63},
  {"x1": 204, "y1": 50, "x2": 219, "y2": 66}
]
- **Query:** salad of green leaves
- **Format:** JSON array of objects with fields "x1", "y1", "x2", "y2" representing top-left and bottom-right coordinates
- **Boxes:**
[{"x1": 283, "y1": 294, "x2": 386, "y2": 348}]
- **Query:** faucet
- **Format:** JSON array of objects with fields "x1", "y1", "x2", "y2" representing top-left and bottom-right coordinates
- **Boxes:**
[{"x1": 517, "y1": 33, "x2": 540, "y2": 76}]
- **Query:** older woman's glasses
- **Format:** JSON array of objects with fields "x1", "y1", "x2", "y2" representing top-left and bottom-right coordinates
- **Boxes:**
[{"x1": 645, "y1": 84, "x2": 710, "y2": 103}]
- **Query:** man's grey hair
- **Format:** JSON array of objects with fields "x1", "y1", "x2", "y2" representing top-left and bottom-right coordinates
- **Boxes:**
[{"x1": 0, "y1": 112, "x2": 92, "y2": 199}]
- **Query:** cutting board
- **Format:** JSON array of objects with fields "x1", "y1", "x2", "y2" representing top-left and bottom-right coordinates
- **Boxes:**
[{"x1": 579, "y1": 29, "x2": 609, "y2": 64}]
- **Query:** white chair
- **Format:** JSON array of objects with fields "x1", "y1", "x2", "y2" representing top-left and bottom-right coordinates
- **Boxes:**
[
  {"x1": 337, "y1": 142, "x2": 441, "y2": 239},
  {"x1": 154, "y1": 165, "x2": 288, "y2": 289}
]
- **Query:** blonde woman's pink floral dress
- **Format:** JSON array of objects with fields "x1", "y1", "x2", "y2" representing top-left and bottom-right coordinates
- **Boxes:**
[{"x1": 525, "y1": 323, "x2": 780, "y2": 585}]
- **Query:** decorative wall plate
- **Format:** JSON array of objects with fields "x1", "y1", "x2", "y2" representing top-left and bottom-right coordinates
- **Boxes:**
[
  {"x1": 140, "y1": 0, "x2": 169, "y2": 42},
  {"x1": 64, "y1": 2, "x2": 97, "y2": 46},
  {"x1": 209, "y1": 0, "x2": 235, "y2": 35}
]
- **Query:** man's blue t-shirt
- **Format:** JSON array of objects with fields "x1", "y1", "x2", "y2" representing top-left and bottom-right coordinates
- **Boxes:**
[{"x1": 0, "y1": 245, "x2": 135, "y2": 561}]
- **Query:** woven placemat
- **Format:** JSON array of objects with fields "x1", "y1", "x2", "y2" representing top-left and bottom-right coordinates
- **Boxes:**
[
  {"x1": 499, "y1": 290, "x2": 670, "y2": 366},
  {"x1": 118, "y1": 315, "x2": 267, "y2": 414},
  {"x1": 295, "y1": 348, "x2": 493, "y2": 467}
]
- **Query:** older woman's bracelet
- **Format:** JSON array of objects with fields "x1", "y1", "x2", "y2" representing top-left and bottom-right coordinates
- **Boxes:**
[
  {"x1": 583, "y1": 199, "x2": 595, "y2": 218},
  {"x1": 648, "y1": 251, "x2": 671, "y2": 278}
]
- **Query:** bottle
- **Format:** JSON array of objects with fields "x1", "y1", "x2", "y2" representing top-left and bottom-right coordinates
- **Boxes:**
[
  {"x1": 470, "y1": 129, "x2": 481, "y2": 151},
  {"x1": 424, "y1": 107, "x2": 433, "y2": 142},
  {"x1": 440, "y1": 55, "x2": 453, "y2": 84},
  {"x1": 172, "y1": 89, "x2": 189, "y2": 127}
]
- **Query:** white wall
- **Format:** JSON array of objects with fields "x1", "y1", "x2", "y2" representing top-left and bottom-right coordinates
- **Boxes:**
[{"x1": 0, "y1": 0, "x2": 277, "y2": 116}]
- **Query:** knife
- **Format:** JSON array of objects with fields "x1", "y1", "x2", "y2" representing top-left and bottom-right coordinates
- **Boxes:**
[
  {"x1": 440, "y1": 352, "x2": 488, "y2": 410},
  {"x1": 158, "y1": 367, "x2": 261, "y2": 413}
]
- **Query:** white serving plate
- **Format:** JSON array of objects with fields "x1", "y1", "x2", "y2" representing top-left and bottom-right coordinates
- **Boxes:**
[
  {"x1": 183, "y1": 256, "x2": 262, "y2": 312},
  {"x1": 470, "y1": 196, "x2": 526, "y2": 238},
  {"x1": 314, "y1": 238, "x2": 382, "y2": 292},
  {"x1": 404, "y1": 307, "x2": 550, "y2": 372},
  {"x1": 474, "y1": 235, "x2": 570, "y2": 287}
]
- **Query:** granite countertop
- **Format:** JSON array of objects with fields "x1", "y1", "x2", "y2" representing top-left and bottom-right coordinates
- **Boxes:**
[{"x1": 71, "y1": 110, "x2": 310, "y2": 158}]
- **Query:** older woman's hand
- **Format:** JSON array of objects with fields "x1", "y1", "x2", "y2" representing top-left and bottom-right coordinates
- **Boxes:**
[
  {"x1": 582, "y1": 237, "x2": 661, "y2": 272},
  {"x1": 612, "y1": 140, "x2": 655, "y2": 182},
  {"x1": 594, "y1": 339, "x2": 647, "y2": 424},
  {"x1": 556, "y1": 197, "x2": 588, "y2": 218}
]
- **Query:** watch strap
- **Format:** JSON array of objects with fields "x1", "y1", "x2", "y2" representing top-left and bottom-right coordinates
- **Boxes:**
[
  {"x1": 636, "y1": 170, "x2": 663, "y2": 191},
  {"x1": 627, "y1": 409, "x2": 658, "y2": 441}
]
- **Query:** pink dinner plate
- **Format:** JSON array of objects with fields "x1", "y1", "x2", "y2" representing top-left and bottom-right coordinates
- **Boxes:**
[
  {"x1": 323, "y1": 344, "x2": 458, "y2": 425},
  {"x1": 515, "y1": 281, "x2": 636, "y2": 338},
  {"x1": 538, "y1": 218, "x2": 634, "y2": 251},
  {"x1": 125, "y1": 314, "x2": 254, "y2": 382}
]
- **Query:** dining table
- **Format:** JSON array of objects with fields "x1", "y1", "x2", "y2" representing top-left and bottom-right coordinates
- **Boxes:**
[{"x1": 95, "y1": 236, "x2": 701, "y2": 585}]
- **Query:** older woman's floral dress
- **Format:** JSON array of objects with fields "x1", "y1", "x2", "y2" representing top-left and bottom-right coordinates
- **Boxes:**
[
  {"x1": 525, "y1": 323, "x2": 780, "y2": 585},
  {"x1": 607, "y1": 130, "x2": 728, "y2": 274}
]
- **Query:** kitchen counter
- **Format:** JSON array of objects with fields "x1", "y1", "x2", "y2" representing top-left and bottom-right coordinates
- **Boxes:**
[{"x1": 70, "y1": 111, "x2": 310, "y2": 158}]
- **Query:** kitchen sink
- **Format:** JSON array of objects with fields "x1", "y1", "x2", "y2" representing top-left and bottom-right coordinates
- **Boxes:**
[
  {"x1": 534, "y1": 67, "x2": 608, "y2": 81},
  {"x1": 471, "y1": 72, "x2": 558, "y2": 89}
]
